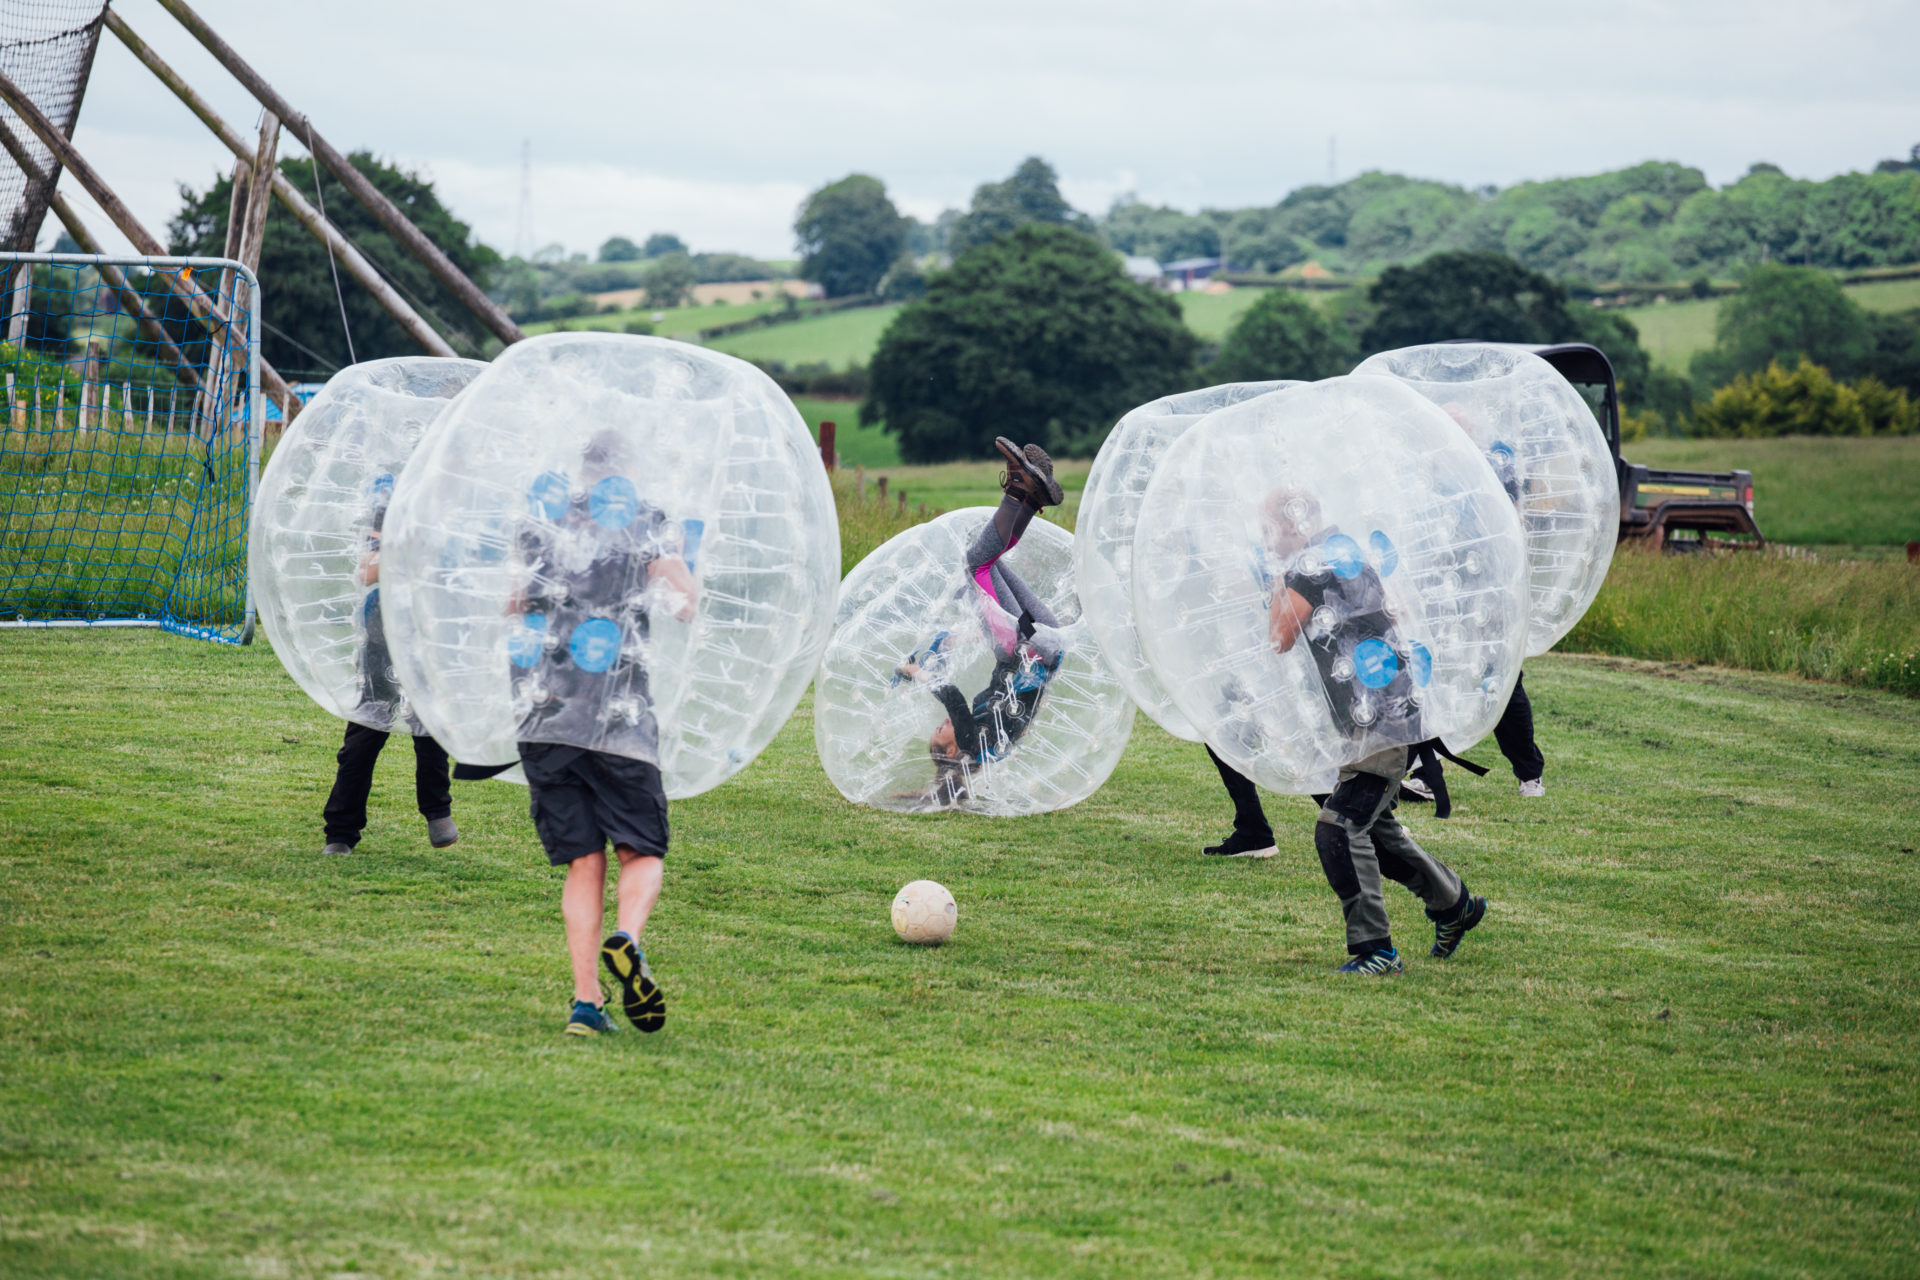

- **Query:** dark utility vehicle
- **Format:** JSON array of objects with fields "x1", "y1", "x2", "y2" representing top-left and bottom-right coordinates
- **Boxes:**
[{"x1": 1531, "y1": 343, "x2": 1763, "y2": 548}]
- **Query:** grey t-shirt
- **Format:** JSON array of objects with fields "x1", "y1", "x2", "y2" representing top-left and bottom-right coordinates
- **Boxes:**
[{"x1": 508, "y1": 472, "x2": 674, "y2": 763}]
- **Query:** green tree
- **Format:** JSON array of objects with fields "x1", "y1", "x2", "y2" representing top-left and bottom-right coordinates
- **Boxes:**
[
  {"x1": 597, "y1": 235, "x2": 641, "y2": 262},
  {"x1": 1692, "y1": 359, "x2": 1916, "y2": 437},
  {"x1": 643, "y1": 232, "x2": 687, "y2": 259},
  {"x1": 169, "y1": 152, "x2": 498, "y2": 373},
  {"x1": 1690, "y1": 264, "x2": 1873, "y2": 390},
  {"x1": 1362, "y1": 251, "x2": 1570, "y2": 351},
  {"x1": 641, "y1": 252, "x2": 697, "y2": 308},
  {"x1": 1206, "y1": 290, "x2": 1355, "y2": 383},
  {"x1": 864, "y1": 224, "x2": 1197, "y2": 462},
  {"x1": 947, "y1": 157, "x2": 1091, "y2": 255},
  {"x1": 794, "y1": 174, "x2": 907, "y2": 299},
  {"x1": 1861, "y1": 310, "x2": 1920, "y2": 395}
]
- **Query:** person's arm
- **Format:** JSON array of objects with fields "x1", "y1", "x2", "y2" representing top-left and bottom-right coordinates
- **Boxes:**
[
  {"x1": 647, "y1": 555, "x2": 698, "y2": 622},
  {"x1": 931, "y1": 684, "x2": 981, "y2": 759},
  {"x1": 1269, "y1": 587, "x2": 1312, "y2": 654}
]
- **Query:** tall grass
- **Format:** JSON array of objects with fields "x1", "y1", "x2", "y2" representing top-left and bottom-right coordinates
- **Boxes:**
[
  {"x1": 1561, "y1": 546, "x2": 1920, "y2": 695},
  {"x1": 832, "y1": 466, "x2": 939, "y2": 575}
]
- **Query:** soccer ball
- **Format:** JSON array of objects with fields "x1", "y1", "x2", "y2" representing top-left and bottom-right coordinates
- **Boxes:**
[{"x1": 891, "y1": 879, "x2": 957, "y2": 945}]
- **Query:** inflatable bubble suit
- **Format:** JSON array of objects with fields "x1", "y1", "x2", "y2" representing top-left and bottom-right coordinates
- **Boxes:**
[
  {"x1": 1133, "y1": 375, "x2": 1529, "y2": 794},
  {"x1": 380, "y1": 333, "x2": 840, "y2": 799},
  {"x1": 815, "y1": 509, "x2": 1134, "y2": 815},
  {"x1": 1352, "y1": 343, "x2": 1618, "y2": 654},
  {"x1": 249, "y1": 357, "x2": 488, "y2": 732},
  {"x1": 1075, "y1": 381, "x2": 1298, "y2": 741}
]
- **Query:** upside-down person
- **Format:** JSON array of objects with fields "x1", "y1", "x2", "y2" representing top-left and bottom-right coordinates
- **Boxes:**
[
  {"x1": 893, "y1": 438, "x2": 1068, "y2": 807},
  {"x1": 1261, "y1": 486, "x2": 1489, "y2": 976}
]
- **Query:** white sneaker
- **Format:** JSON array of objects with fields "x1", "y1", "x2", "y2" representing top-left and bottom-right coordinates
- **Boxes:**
[
  {"x1": 1399, "y1": 775, "x2": 1435, "y2": 802},
  {"x1": 1518, "y1": 778, "x2": 1545, "y2": 798}
]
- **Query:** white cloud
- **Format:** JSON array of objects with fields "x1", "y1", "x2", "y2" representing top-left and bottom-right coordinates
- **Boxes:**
[{"x1": 38, "y1": 0, "x2": 1920, "y2": 261}]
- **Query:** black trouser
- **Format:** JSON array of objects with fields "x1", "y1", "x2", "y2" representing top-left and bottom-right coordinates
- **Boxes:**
[
  {"x1": 1207, "y1": 745, "x2": 1272, "y2": 840},
  {"x1": 322, "y1": 721, "x2": 453, "y2": 845},
  {"x1": 1492, "y1": 671, "x2": 1544, "y2": 782},
  {"x1": 1410, "y1": 671, "x2": 1544, "y2": 791}
]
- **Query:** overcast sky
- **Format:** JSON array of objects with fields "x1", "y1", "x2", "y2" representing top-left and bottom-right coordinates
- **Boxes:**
[{"x1": 53, "y1": 0, "x2": 1920, "y2": 262}]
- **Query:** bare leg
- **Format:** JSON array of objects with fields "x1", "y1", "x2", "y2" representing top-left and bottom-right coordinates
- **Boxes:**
[
  {"x1": 562, "y1": 852, "x2": 609, "y2": 1002},
  {"x1": 614, "y1": 845, "x2": 664, "y2": 941}
]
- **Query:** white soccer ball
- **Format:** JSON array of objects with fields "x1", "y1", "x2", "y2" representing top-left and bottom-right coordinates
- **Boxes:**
[{"x1": 891, "y1": 879, "x2": 957, "y2": 945}]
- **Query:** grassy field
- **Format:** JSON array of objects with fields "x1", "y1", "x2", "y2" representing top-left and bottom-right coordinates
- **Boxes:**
[
  {"x1": 1563, "y1": 545, "x2": 1920, "y2": 695},
  {"x1": 708, "y1": 305, "x2": 903, "y2": 369},
  {"x1": 2, "y1": 637, "x2": 1918, "y2": 1277},
  {"x1": 1625, "y1": 434, "x2": 1920, "y2": 547},
  {"x1": 1622, "y1": 277, "x2": 1920, "y2": 373},
  {"x1": 789, "y1": 397, "x2": 899, "y2": 469},
  {"x1": 522, "y1": 298, "x2": 783, "y2": 341}
]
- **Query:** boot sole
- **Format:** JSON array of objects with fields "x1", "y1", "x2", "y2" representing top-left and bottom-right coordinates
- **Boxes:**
[{"x1": 601, "y1": 936, "x2": 666, "y2": 1032}]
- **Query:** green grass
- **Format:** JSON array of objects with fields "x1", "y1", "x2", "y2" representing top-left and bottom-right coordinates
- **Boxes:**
[
  {"x1": 1624, "y1": 434, "x2": 1920, "y2": 546},
  {"x1": 789, "y1": 397, "x2": 900, "y2": 469},
  {"x1": 522, "y1": 298, "x2": 784, "y2": 341},
  {"x1": 1562, "y1": 546, "x2": 1920, "y2": 695},
  {"x1": 836, "y1": 457, "x2": 1092, "y2": 529},
  {"x1": 1622, "y1": 278, "x2": 1920, "y2": 373},
  {"x1": 707, "y1": 305, "x2": 903, "y2": 369},
  {"x1": 2, "y1": 638, "x2": 1919, "y2": 1276},
  {"x1": 1175, "y1": 290, "x2": 1265, "y2": 341}
]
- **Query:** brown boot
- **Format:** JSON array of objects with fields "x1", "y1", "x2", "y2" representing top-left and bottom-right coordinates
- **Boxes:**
[{"x1": 994, "y1": 436, "x2": 1064, "y2": 508}]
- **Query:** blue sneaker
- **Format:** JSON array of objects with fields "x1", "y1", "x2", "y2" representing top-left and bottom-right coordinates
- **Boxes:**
[
  {"x1": 1430, "y1": 895, "x2": 1487, "y2": 959},
  {"x1": 564, "y1": 999, "x2": 616, "y2": 1037},
  {"x1": 1336, "y1": 947, "x2": 1403, "y2": 976},
  {"x1": 601, "y1": 934, "x2": 666, "y2": 1033}
]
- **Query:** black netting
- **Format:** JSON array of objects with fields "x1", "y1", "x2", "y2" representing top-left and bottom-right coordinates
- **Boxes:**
[{"x1": 0, "y1": 1, "x2": 106, "y2": 252}]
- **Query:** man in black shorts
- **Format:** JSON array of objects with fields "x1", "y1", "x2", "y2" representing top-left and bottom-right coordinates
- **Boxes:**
[
  {"x1": 504, "y1": 430, "x2": 700, "y2": 1037},
  {"x1": 1262, "y1": 488, "x2": 1487, "y2": 975},
  {"x1": 320, "y1": 474, "x2": 458, "y2": 857}
]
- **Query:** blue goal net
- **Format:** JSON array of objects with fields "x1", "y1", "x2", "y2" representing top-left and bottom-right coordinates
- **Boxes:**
[{"x1": 0, "y1": 251, "x2": 261, "y2": 643}]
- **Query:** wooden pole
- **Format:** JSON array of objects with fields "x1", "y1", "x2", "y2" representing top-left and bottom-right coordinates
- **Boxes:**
[
  {"x1": 4, "y1": 264, "x2": 25, "y2": 344},
  {"x1": 4, "y1": 373, "x2": 13, "y2": 432},
  {"x1": 0, "y1": 118, "x2": 202, "y2": 389},
  {"x1": 167, "y1": 387, "x2": 177, "y2": 434},
  {"x1": 105, "y1": 10, "x2": 458, "y2": 360},
  {"x1": 819, "y1": 419, "x2": 836, "y2": 471},
  {"x1": 0, "y1": 67, "x2": 296, "y2": 411},
  {"x1": 153, "y1": 0, "x2": 524, "y2": 348}
]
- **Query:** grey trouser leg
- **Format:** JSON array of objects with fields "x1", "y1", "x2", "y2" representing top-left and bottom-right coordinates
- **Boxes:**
[{"x1": 1314, "y1": 748, "x2": 1465, "y2": 955}]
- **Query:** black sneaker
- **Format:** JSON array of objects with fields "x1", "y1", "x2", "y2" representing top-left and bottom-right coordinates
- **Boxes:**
[
  {"x1": 994, "y1": 437, "x2": 1065, "y2": 508},
  {"x1": 1430, "y1": 895, "x2": 1487, "y2": 959},
  {"x1": 1203, "y1": 830, "x2": 1277, "y2": 859},
  {"x1": 600, "y1": 934, "x2": 666, "y2": 1032}
]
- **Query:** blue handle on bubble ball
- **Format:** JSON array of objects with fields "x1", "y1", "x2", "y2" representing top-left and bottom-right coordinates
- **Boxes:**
[{"x1": 680, "y1": 519, "x2": 706, "y2": 573}]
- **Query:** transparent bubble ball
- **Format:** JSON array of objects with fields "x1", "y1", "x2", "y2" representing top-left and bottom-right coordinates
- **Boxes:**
[
  {"x1": 815, "y1": 509, "x2": 1134, "y2": 815},
  {"x1": 1352, "y1": 343, "x2": 1619, "y2": 655},
  {"x1": 1074, "y1": 381, "x2": 1298, "y2": 741},
  {"x1": 380, "y1": 333, "x2": 839, "y2": 799},
  {"x1": 1133, "y1": 375, "x2": 1529, "y2": 793},
  {"x1": 249, "y1": 356, "x2": 487, "y2": 732}
]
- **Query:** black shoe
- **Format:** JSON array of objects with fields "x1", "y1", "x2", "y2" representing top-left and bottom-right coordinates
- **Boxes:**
[
  {"x1": 1203, "y1": 830, "x2": 1277, "y2": 859},
  {"x1": 600, "y1": 934, "x2": 666, "y2": 1032},
  {"x1": 994, "y1": 437, "x2": 1064, "y2": 508},
  {"x1": 1430, "y1": 895, "x2": 1487, "y2": 959}
]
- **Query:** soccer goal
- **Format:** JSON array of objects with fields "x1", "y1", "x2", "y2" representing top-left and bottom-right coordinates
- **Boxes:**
[{"x1": 0, "y1": 250, "x2": 262, "y2": 643}]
